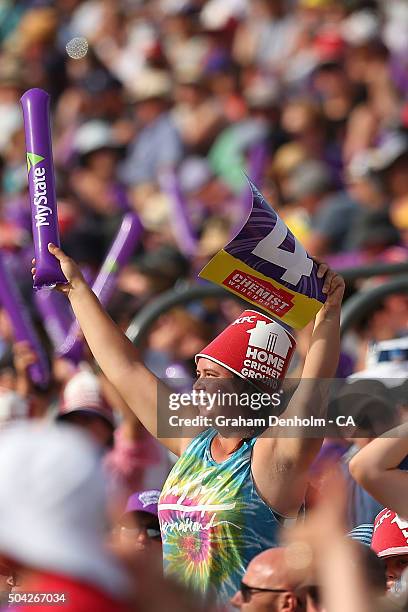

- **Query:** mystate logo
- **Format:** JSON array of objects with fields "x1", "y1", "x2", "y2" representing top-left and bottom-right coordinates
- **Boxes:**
[
  {"x1": 27, "y1": 152, "x2": 52, "y2": 228},
  {"x1": 232, "y1": 316, "x2": 295, "y2": 381},
  {"x1": 223, "y1": 270, "x2": 294, "y2": 316}
]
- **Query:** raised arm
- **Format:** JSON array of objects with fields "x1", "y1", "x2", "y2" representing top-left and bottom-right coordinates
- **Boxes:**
[
  {"x1": 349, "y1": 425, "x2": 408, "y2": 517},
  {"x1": 32, "y1": 244, "x2": 182, "y2": 455},
  {"x1": 253, "y1": 264, "x2": 345, "y2": 515},
  {"x1": 278, "y1": 264, "x2": 344, "y2": 449}
]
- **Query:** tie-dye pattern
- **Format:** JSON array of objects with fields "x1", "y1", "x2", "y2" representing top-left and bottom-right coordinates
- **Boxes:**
[{"x1": 158, "y1": 429, "x2": 283, "y2": 603}]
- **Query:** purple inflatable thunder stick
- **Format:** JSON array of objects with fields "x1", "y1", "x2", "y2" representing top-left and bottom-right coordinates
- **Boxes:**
[
  {"x1": 21, "y1": 88, "x2": 67, "y2": 288},
  {"x1": 91, "y1": 213, "x2": 143, "y2": 306},
  {"x1": 0, "y1": 251, "x2": 50, "y2": 388},
  {"x1": 33, "y1": 288, "x2": 76, "y2": 354},
  {"x1": 57, "y1": 213, "x2": 142, "y2": 362},
  {"x1": 159, "y1": 170, "x2": 197, "y2": 257}
]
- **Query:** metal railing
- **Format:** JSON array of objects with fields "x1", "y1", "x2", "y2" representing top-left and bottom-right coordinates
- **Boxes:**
[
  {"x1": 126, "y1": 262, "x2": 408, "y2": 345},
  {"x1": 340, "y1": 275, "x2": 408, "y2": 336}
]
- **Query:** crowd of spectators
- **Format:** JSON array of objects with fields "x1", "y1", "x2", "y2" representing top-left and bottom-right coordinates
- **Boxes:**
[{"x1": 0, "y1": 0, "x2": 407, "y2": 610}]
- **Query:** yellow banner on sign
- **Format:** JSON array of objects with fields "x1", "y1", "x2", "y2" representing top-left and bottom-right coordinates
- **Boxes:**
[{"x1": 200, "y1": 250, "x2": 323, "y2": 330}]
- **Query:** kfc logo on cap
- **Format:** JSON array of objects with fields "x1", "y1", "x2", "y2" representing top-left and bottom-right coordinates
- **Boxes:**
[
  {"x1": 196, "y1": 309, "x2": 296, "y2": 391},
  {"x1": 232, "y1": 315, "x2": 257, "y2": 325}
]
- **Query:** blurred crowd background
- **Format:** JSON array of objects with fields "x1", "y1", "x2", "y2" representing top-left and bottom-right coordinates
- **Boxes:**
[
  {"x1": 0, "y1": 0, "x2": 407, "y2": 610},
  {"x1": 1, "y1": 0, "x2": 408, "y2": 360}
]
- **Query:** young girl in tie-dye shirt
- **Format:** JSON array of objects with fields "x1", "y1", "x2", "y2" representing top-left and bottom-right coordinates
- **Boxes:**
[{"x1": 47, "y1": 241, "x2": 344, "y2": 607}]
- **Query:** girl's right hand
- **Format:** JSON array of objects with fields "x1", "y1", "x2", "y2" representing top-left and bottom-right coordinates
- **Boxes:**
[{"x1": 31, "y1": 243, "x2": 86, "y2": 296}]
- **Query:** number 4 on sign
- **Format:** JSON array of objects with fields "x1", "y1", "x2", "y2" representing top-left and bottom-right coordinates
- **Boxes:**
[{"x1": 251, "y1": 215, "x2": 313, "y2": 285}]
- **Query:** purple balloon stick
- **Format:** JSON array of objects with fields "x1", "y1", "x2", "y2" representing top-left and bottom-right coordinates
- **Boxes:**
[
  {"x1": 159, "y1": 170, "x2": 197, "y2": 257},
  {"x1": 0, "y1": 251, "x2": 50, "y2": 388},
  {"x1": 91, "y1": 213, "x2": 143, "y2": 305},
  {"x1": 58, "y1": 213, "x2": 142, "y2": 361},
  {"x1": 20, "y1": 88, "x2": 67, "y2": 289},
  {"x1": 34, "y1": 288, "x2": 73, "y2": 351}
]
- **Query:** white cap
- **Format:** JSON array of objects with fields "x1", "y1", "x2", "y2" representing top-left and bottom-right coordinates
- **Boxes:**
[
  {"x1": 369, "y1": 337, "x2": 408, "y2": 356},
  {"x1": 348, "y1": 362, "x2": 408, "y2": 388},
  {"x1": 244, "y1": 78, "x2": 280, "y2": 108},
  {"x1": 371, "y1": 133, "x2": 408, "y2": 172},
  {"x1": 160, "y1": 0, "x2": 193, "y2": 14},
  {"x1": 0, "y1": 388, "x2": 29, "y2": 423},
  {"x1": 128, "y1": 70, "x2": 172, "y2": 102},
  {"x1": 0, "y1": 422, "x2": 129, "y2": 596},
  {"x1": 60, "y1": 367, "x2": 115, "y2": 426},
  {"x1": 200, "y1": 0, "x2": 247, "y2": 30},
  {"x1": 178, "y1": 156, "x2": 212, "y2": 193},
  {"x1": 346, "y1": 149, "x2": 376, "y2": 180},
  {"x1": 63, "y1": 368, "x2": 101, "y2": 411},
  {"x1": 341, "y1": 11, "x2": 380, "y2": 45},
  {"x1": 0, "y1": 104, "x2": 23, "y2": 153},
  {"x1": 383, "y1": 1, "x2": 408, "y2": 53},
  {"x1": 74, "y1": 120, "x2": 116, "y2": 156}
]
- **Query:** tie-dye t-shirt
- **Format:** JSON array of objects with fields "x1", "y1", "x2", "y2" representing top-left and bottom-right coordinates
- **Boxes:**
[{"x1": 158, "y1": 428, "x2": 287, "y2": 604}]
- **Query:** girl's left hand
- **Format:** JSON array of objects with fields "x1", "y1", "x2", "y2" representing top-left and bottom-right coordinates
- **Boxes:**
[{"x1": 317, "y1": 262, "x2": 345, "y2": 311}]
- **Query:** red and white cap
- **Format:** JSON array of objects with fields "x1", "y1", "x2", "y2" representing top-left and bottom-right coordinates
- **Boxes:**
[
  {"x1": 371, "y1": 508, "x2": 408, "y2": 558},
  {"x1": 58, "y1": 368, "x2": 115, "y2": 428},
  {"x1": 195, "y1": 309, "x2": 296, "y2": 390}
]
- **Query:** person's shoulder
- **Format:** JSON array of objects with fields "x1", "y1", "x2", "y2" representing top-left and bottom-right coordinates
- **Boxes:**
[
  {"x1": 179, "y1": 428, "x2": 215, "y2": 456},
  {"x1": 156, "y1": 112, "x2": 180, "y2": 132},
  {"x1": 322, "y1": 190, "x2": 359, "y2": 212},
  {"x1": 191, "y1": 427, "x2": 215, "y2": 444}
]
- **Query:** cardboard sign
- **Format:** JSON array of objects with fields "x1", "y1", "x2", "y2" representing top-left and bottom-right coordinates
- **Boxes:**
[{"x1": 199, "y1": 180, "x2": 326, "y2": 329}]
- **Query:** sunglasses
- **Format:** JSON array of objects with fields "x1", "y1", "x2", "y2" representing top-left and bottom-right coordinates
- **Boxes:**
[
  {"x1": 120, "y1": 526, "x2": 161, "y2": 541},
  {"x1": 240, "y1": 581, "x2": 291, "y2": 603}
]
